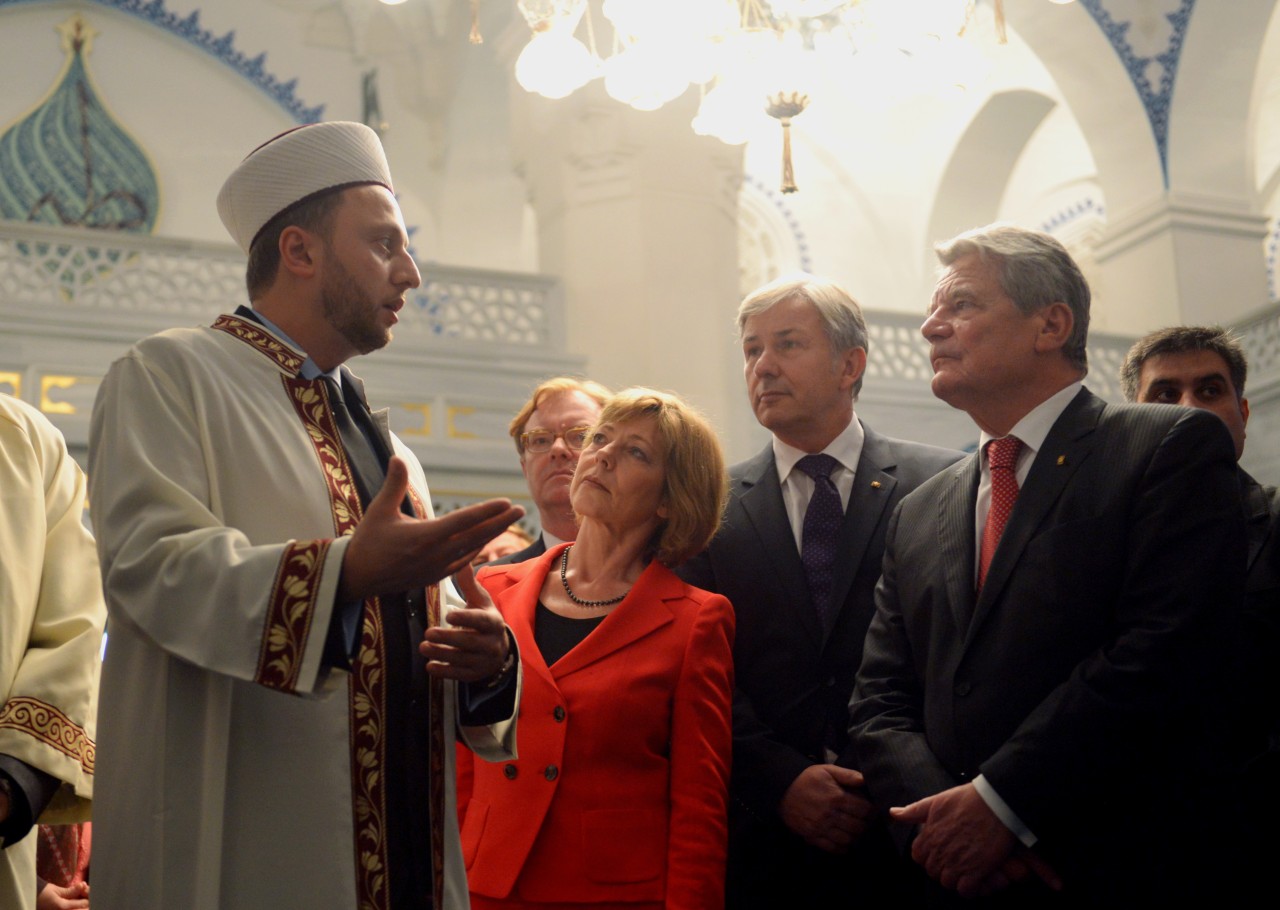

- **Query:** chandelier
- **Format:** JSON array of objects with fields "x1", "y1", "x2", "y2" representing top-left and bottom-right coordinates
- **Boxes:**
[{"x1": 498, "y1": 1, "x2": 1017, "y2": 193}]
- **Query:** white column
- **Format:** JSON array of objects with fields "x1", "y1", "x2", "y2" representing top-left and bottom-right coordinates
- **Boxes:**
[
  {"x1": 513, "y1": 82, "x2": 752, "y2": 453},
  {"x1": 1094, "y1": 194, "x2": 1270, "y2": 332}
]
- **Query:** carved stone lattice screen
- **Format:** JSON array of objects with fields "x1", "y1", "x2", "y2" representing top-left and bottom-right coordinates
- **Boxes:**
[
  {"x1": 0, "y1": 221, "x2": 561, "y2": 350},
  {"x1": 410, "y1": 274, "x2": 556, "y2": 346},
  {"x1": 0, "y1": 223, "x2": 242, "y2": 318},
  {"x1": 1239, "y1": 305, "x2": 1280, "y2": 390}
]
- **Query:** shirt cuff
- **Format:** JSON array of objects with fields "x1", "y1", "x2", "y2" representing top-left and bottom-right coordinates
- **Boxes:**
[
  {"x1": 321, "y1": 597, "x2": 364, "y2": 670},
  {"x1": 458, "y1": 630, "x2": 519, "y2": 726},
  {"x1": 973, "y1": 774, "x2": 1037, "y2": 847}
]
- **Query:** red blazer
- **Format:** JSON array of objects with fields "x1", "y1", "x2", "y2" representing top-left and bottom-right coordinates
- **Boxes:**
[{"x1": 459, "y1": 545, "x2": 734, "y2": 909}]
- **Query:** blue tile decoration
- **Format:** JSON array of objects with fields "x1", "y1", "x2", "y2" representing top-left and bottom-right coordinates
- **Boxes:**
[
  {"x1": 0, "y1": 0, "x2": 324, "y2": 124},
  {"x1": 1077, "y1": 0, "x2": 1195, "y2": 187},
  {"x1": 1039, "y1": 197, "x2": 1105, "y2": 235},
  {"x1": 0, "y1": 15, "x2": 159, "y2": 231}
]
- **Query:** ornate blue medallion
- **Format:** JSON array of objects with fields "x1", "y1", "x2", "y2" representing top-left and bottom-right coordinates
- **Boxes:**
[{"x1": 1077, "y1": 0, "x2": 1196, "y2": 187}]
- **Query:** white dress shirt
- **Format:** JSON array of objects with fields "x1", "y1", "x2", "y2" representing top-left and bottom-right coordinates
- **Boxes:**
[{"x1": 772, "y1": 417, "x2": 866, "y2": 551}]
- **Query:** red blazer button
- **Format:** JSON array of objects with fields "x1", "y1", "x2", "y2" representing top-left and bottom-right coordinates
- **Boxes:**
[
  {"x1": 544, "y1": 765, "x2": 559, "y2": 781},
  {"x1": 503, "y1": 764, "x2": 518, "y2": 780}
]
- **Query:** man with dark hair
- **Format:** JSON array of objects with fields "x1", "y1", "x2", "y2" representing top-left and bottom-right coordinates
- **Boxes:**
[
  {"x1": 680, "y1": 273, "x2": 962, "y2": 908},
  {"x1": 243, "y1": 190, "x2": 345, "y2": 298},
  {"x1": 89, "y1": 122, "x2": 523, "y2": 910},
  {"x1": 852, "y1": 225, "x2": 1244, "y2": 904},
  {"x1": 1121, "y1": 324, "x2": 1278, "y2": 879},
  {"x1": 489, "y1": 377, "x2": 610, "y2": 565},
  {"x1": 1119, "y1": 325, "x2": 1249, "y2": 456}
]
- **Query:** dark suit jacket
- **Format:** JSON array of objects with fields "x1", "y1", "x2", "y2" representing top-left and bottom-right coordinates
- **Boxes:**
[
  {"x1": 679, "y1": 422, "x2": 962, "y2": 905},
  {"x1": 460, "y1": 547, "x2": 734, "y2": 907},
  {"x1": 1238, "y1": 468, "x2": 1279, "y2": 820},
  {"x1": 851, "y1": 389, "x2": 1246, "y2": 903},
  {"x1": 484, "y1": 534, "x2": 547, "y2": 567}
]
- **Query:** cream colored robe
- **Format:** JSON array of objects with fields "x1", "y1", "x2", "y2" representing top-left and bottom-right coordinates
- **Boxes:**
[
  {"x1": 0, "y1": 395, "x2": 104, "y2": 910},
  {"x1": 87, "y1": 315, "x2": 516, "y2": 910}
]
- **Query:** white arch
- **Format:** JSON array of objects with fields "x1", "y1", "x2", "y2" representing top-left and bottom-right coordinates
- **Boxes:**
[
  {"x1": 924, "y1": 88, "x2": 1057, "y2": 271},
  {"x1": 1168, "y1": 0, "x2": 1277, "y2": 201}
]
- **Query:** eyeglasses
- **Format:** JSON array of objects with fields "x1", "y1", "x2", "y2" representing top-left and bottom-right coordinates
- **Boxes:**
[{"x1": 520, "y1": 426, "x2": 593, "y2": 455}]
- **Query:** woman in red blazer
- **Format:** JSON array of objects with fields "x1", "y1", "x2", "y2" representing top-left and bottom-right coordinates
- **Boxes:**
[{"x1": 460, "y1": 388, "x2": 734, "y2": 910}]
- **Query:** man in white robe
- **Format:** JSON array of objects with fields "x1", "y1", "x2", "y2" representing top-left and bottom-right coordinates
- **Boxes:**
[
  {"x1": 88, "y1": 122, "x2": 523, "y2": 910},
  {"x1": 0, "y1": 394, "x2": 104, "y2": 910}
]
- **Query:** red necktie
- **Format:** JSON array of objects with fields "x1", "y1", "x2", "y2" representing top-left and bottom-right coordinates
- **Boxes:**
[{"x1": 978, "y1": 436, "x2": 1023, "y2": 592}]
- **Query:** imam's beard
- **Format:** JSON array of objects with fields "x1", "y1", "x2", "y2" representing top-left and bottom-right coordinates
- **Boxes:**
[{"x1": 320, "y1": 258, "x2": 392, "y2": 356}]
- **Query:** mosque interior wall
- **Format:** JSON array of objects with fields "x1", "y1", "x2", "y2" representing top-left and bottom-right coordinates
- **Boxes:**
[{"x1": 0, "y1": 0, "x2": 1277, "y2": 517}]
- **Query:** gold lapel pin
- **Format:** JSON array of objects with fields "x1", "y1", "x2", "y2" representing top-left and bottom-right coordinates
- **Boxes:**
[
  {"x1": 1056, "y1": 455, "x2": 1066, "y2": 465},
  {"x1": 870, "y1": 480, "x2": 882, "y2": 489}
]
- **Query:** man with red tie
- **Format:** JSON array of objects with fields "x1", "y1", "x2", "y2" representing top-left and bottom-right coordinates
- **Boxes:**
[{"x1": 851, "y1": 225, "x2": 1245, "y2": 905}]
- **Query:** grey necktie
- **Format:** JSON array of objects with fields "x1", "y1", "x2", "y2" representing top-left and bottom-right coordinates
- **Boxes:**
[{"x1": 323, "y1": 375, "x2": 386, "y2": 507}]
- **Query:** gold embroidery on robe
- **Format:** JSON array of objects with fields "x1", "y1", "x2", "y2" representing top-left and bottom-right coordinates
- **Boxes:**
[
  {"x1": 255, "y1": 539, "x2": 330, "y2": 692},
  {"x1": 0, "y1": 697, "x2": 94, "y2": 775},
  {"x1": 282, "y1": 372, "x2": 390, "y2": 910},
  {"x1": 212, "y1": 314, "x2": 304, "y2": 374}
]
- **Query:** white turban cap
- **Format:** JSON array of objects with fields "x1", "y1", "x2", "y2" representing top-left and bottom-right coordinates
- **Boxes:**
[{"x1": 216, "y1": 121, "x2": 394, "y2": 254}]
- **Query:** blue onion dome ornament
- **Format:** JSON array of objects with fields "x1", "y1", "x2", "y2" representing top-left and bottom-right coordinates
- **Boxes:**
[{"x1": 0, "y1": 14, "x2": 160, "y2": 232}]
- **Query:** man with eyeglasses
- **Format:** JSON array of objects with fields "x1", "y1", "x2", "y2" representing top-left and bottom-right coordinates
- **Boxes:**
[{"x1": 489, "y1": 378, "x2": 611, "y2": 566}]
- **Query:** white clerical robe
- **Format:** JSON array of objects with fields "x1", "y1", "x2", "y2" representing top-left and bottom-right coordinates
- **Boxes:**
[
  {"x1": 0, "y1": 395, "x2": 104, "y2": 910},
  {"x1": 87, "y1": 314, "x2": 516, "y2": 910}
]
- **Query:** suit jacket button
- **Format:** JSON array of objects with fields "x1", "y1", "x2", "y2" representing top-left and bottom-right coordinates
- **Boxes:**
[
  {"x1": 823, "y1": 677, "x2": 836, "y2": 688},
  {"x1": 544, "y1": 765, "x2": 559, "y2": 781},
  {"x1": 553, "y1": 706, "x2": 566, "y2": 722},
  {"x1": 503, "y1": 764, "x2": 518, "y2": 780},
  {"x1": 954, "y1": 681, "x2": 972, "y2": 696}
]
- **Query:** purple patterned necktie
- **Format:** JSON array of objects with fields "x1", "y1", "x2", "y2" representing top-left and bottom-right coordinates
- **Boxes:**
[{"x1": 796, "y1": 453, "x2": 844, "y2": 629}]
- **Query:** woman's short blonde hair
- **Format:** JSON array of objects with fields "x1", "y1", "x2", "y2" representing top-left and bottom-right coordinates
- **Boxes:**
[{"x1": 594, "y1": 388, "x2": 728, "y2": 567}]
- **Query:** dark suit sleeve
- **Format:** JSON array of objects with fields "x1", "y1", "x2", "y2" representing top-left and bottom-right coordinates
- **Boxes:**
[
  {"x1": 730, "y1": 692, "x2": 819, "y2": 815},
  {"x1": 0, "y1": 756, "x2": 61, "y2": 846},
  {"x1": 979, "y1": 409, "x2": 1245, "y2": 835},
  {"x1": 1241, "y1": 481, "x2": 1280, "y2": 738},
  {"x1": 679, "y1": 551, "x2": 815, "y2": 817},
  {"x1": 850, "y1": 503, "x2": 961, "y2": 811},
  {"x1": 676, "y1": 549, "x2": 715, "y2": 592}
]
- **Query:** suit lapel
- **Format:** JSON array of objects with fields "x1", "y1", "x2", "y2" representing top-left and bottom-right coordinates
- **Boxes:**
[
  {"x1": 736, "y1": 446, "x2": 824, "y2": 648},
  {"x1": 551, "y1": 560, "x2": 677, "y2": 679},
  {"x1": 967, "y1": 388, "x2": 1101, "y2": 643},
  {"x1": 938, "y1": 455, "x2": 980, "y2": 632}
]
